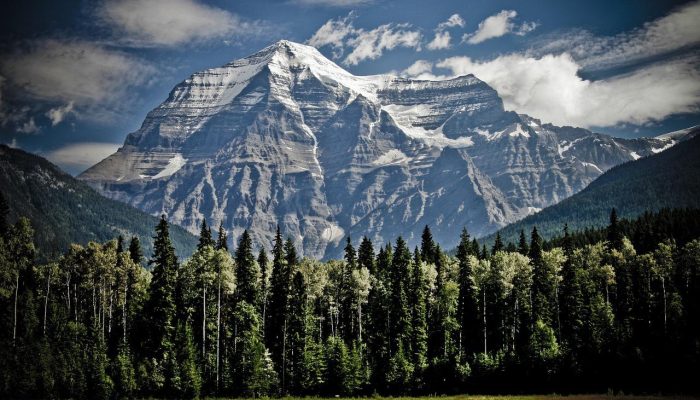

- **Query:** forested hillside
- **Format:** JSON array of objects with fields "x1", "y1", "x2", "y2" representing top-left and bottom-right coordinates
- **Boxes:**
[
  {"x1": 485, "y1": 130, "x2": 700, "y2": 245},
  {"x1": 0, "y1": 145, "x2": 197, "y2": 260},
  {"x1": 1, "y1": 204, "x2": 698, "y2": 398}
]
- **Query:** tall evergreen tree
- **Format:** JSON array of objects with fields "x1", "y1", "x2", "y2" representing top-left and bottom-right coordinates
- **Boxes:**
[
  {"x1": 607, "y1": 208, "x2": 624, "y2": 250},
  {"x1": 288, "y1": 271, "x2": 308, "y2": 393},
  {"x1": 421, "y1": 226, "x2": 436, "y2": 264},
  {"x1": 389, "y1": 237, "x2": 412, "y2": 356},
  {"x1": 216, "y1": 223, "x2": 228, "y2": 251},
  {"x1": 492, "y1": 232, "x2": 504, "y2": 255},
  {"x1": 235, "y1": 230, "x2": 259, "y2": 306},
  {"x1": 409, "y1": 247, "x2": 428, "y2": 381},
  {"x1": 198, "y1": 219, "x2": 214, "y2": 251},
  {"x1": 530, "y1": 227, "x2": 556, "y2": 326},
  {"x1": 518, "y1": 229, "x2": 529, "y2": 256},
  {"x1": 142, "y1": 215, "x2": 179, "y2": 391},
  {"x1": 258, "y1": 248, "x2": 269, "y2": 323},
  {"x1": 358, "y1": 236, "x2": 375, "y2": 274},
  {"x1": 456, "y1": 228, "x2": 480, "y2": 360},
  {"x1": 128, "y1": 236, "x2": 143, "y2": 266}
]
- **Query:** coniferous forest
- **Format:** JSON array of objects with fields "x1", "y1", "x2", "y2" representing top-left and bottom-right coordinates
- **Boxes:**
[{"x1": 1, "y1": 198, "x2": 699, "y2": 398}]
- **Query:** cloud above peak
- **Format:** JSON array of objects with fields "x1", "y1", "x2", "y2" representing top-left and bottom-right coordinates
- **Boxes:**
[
  {"x1": 97, "y1": 0, "x2": 262, "y2": 47},
  {"x1": 401, "y1": 53, "x2": 700, "y2": 128},
  {"x1": 427, "y1": 14, "x2": 465, "y2": 50},
  {"x1": 463, "y1": 10, "x2": 537, "y2": 44},
  {"x1": 308, "y1": 13, "x2": 422, "y2": 65}
]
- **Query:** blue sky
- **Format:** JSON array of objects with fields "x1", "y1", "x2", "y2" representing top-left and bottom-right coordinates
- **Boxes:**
[{"x1": 1, "y1": 0, "x2": 699, "y2": 174}]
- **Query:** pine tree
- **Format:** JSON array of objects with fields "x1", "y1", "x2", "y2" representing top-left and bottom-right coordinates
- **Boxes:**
[
  {"x1": 142, "y1": 215, "x2": 179, "y2": 391},
  {"x1": 492, "y1": 232, "x2": 504, "y2": 255},
  {"x1": 530, "y1": 226, "x2": 556, "y2": 326},
  {"x1": 216, "y1": 223, "x2": 228, "y2": 251},
  {"x1": 607, "y1": 208, "x2": 624, "y2": 250},
  {"x1": 198, "y1": 219, "x2": 214, "y2": 251},
  {"x1": 128, "y1": 236, "x2": 143, "y2": 266},
  {"x1": 421, "y1": 225, "x2": 436, "y2": 264},
  {"x1": 267, "y1": 228, "x2": 293, "y2": 389},
  {"x1": 288, "y1": 271, "x2": 308, "y2": 393},
  {"x1": 231, "y1": 302, "x2": 277, "y2": 397},
  {"x1": 389, "y1": 237, "x2": 411, "y2": 356},
  {"x1": 235, "y1": 230, "x2": 260, "y2": 306},
  {"x1": 258, "y1": 248, "x2": 269, "y2": 323},
  {"x1": 457, "y1": 228, "x2": 480, "y2": 360},
  {"x1": 409, "y1": 247, "x2": 428, "y2": 381},
  {"x1": 358, "y1": 236, "x2": 375, "y2": 274},
  {"x1": 518, "y1": 229, "x2": 529, "y2": 256}
]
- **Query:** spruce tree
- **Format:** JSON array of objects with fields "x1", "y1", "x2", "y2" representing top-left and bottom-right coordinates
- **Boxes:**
[
  {"x1": 456, "y1": 228, "x2": 479, "y2": 360},
  {"x1": 143, "y1": 215, "x2": 179, "y2": 390},
  {"x1": 216, "y1": 223, "x2": 228, "y2": 251},
  {"x1": 409, "y1": 247, "x2": 428, "y2": 380},
  {"x1": 530, "y1": 226, "x2": 556, "y2": 326},
  {"x1": 389, "y1": 237, "x2": 411, "y2": 356},
  {"x1": 235, "y1": 230, "x2": 259, "y2": 306},
  {"x1": 518, "y1": 229, "x2": 529, "y2": 255},
  {"x1": 258, "y1": 248, "x2": 269, "y2": 322},
  {"x1": 421, "y1": 225, "x2": 436, "y2": 264},
  {"x1": 607, "y1": 208, "x2": 624, "y2": 250},
  {"x1": 198, "y1": 219, "x2": 214, "y2": 251},
  {"x1": 358, "y1": 236, "x2": 375, "y2": 274},
  {"x1": 288, "y1": 271, "x2": 308, "y2": 393},
  {"x1": 128, "y1": 236, "x2": 143, "y2": 266},
  {"x1": 492, "y1": 232, "x2": 504, "y2": 255}
]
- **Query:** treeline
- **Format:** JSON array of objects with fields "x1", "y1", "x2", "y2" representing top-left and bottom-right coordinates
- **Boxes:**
[{"x1": 1, "y1": 203, "x2": 699, "y2": 398}]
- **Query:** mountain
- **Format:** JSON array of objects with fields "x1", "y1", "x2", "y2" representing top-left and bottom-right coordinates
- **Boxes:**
[
  {"x1": 0, "y1": 145, "x2": 197, "y2": 260},
  {"x1": 483, "y1": 127, "x2": 700, "y2": 245},
  {"x1": 79, "y1": 40, "x2": 690, "y2": 258}
]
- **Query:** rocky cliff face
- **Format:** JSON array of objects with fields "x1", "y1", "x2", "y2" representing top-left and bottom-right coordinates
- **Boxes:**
[{"x1": 79, "y1": 40, "x2": 684, "y2": 258}]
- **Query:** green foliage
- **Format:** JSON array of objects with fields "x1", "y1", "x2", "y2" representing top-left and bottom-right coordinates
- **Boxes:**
[
  {"x1": 2, "y1": 206, "x2": 700, "y2": 397},
  {"x1": 0, "y1": 145, "x2": 197, "y2": 261}
]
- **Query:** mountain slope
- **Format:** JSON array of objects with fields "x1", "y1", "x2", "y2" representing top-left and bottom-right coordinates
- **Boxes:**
[
  {"x1": 0, "y1": 145, "x2": 197, "y2": 260},
  {"x1": 484, "y1": 128, "x2": 700, "y2": 244},
  {"x1": 79, "y1": 40, "x2": 689, "y2": 258}
]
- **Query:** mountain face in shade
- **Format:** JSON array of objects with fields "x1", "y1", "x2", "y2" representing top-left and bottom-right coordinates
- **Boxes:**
[
  {"x1": 482, "y1": 127, "x2": 700, "y2": 246},
  {"x1": 78, "y1": 40, "x2": 689, "y2": 258},
  {"x1": 0, "y1": 145, "x2": 198, "y2": 260}
]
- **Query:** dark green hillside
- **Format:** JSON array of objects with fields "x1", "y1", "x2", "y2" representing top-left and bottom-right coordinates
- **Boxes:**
[
  {"x1": 0, "y1": 145, "x2": 197, "y2": 260},
  {"x1": 484, "y1": 130, "x2": 700, "y2": 244}
]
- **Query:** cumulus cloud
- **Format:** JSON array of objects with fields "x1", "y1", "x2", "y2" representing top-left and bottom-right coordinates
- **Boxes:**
[
  {"x1": 307, "y1": 13, "x2": 422, "y2": 65},
  {"x1": 426, "y1": 14, "x2": 465, "y2": 50},
  {"x1": 289, "y1": 0, "x2": 373, "y2": 6},
  {"x1": 345, "y1": 24, "x2": 422, "y2": 65},
  {"x1": 401, "y1": 59, "x2": 434, "y2": 78},
  {"x1": 532, "y1": 0, "x2": 700, "y2": 70},
  {"x1": 44, "y1": 142, "x2": 122, "y2": 175},
  {"x1": 0, "y1": 39, "x2": 155, "y2": 120},
  {"x1": 404, "y1": 53, "x2": 700, "y2": 128},
  {"x1": 98, "y1": 0, "x2": 261, "y2": 47},
  {"x1": 45, "y1": 102, "x2": 75, "y2": 126},
  {"x1": 463, "y1": 10, "x2": 537, "y2": 44},
  {"x1": 16, "y1": 118, "x2": 39, "y2": 134}
]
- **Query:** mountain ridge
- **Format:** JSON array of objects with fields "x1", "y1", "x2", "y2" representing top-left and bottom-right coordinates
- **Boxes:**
[{"x1": 79, "y1": 40, "x2": 691, "y2": 258}]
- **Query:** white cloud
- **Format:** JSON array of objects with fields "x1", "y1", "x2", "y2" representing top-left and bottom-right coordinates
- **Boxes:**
[
  {"x1": 44, "y1": 142, "x2": 122, "y2": 175},
  {"x1": 463, "y1": 10, "x2": 537, "y2": 44},
  {"x1": 427, "y1": 31, "x2": 452, "y2": 50},
  {"x1": 401, "y1": 59, "x2": 434, "y2": 78},
  {"x1": 532, "y1": 0, "x2": 700, "y2": 70},
  {"x1": 415, "y1": 53, "x2": 700, "y2": 128},
  {"x1": 290, "y1": 0, "x2": 373, "y2": 6},
  {"x1": 345, "y1": 24, "x2": 422, "y2": 65},
  {"x1": 45, "y1": 102, "x2": 74, "y2": 126},
  {"x1": 307, "y1": 13, "x2": 357, "y2": 58},
  {"x1": 16, "y1": 117, "x2": 39, "y2": 134},
  {"x1": 98, "y1": 0, "x2": 259, "y2": 47},
  {"x1": 427, "y1": 14, "x2": 465, "y2": 51},
  {"x1": 0, "y1": 39, "x2": 155, "y2": 119},
  {"x1": 437, "y1": 14, "x2": 465, "y2": 30},
  {"x1": 307, "y1": 13, "x2": 422, "y2": 65}
]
